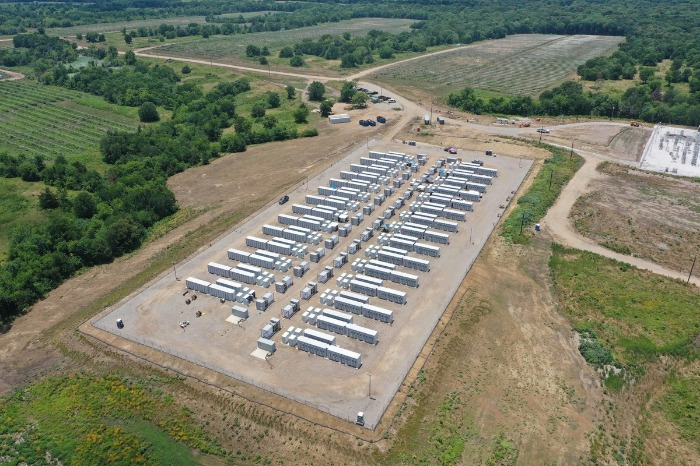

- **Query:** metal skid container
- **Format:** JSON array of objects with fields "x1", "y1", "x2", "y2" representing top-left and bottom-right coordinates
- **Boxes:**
[
  {"x1": 303, "y1": 328, "x2": 336, "y2": 346},
  {"x1": 296, "y1": 336, "x2": 328, "y2": 358},
  {"x1": 186, "y1": 277, "x2": 211, "y2": 294},
  {"x1": 327, "y1": 346, "x2": 362, "y2": 369},
  {"x1": 227, "y1": 248, "x2": 251, "y2": 262},
  {"x1": 316, "y1": 315, "x2": 348, "y2": 335},
  {"x1": 334, "y1": 296, "x2": 363, "y2": 315},
  {"x1": 232, "y1": 305, "x2": 249, "y2": 319},
  {"x1": 246, "y1": 236, "x2": 268, "y2": 249},
  {"x1": 322, "y1": 308, "x2": 353, "y2": 324},
  {"x1": 361, "y1": 303, "x2": 394, "y2": 323},
  {"x1": 402, "y1": 255, "x2": 431, "y2": 272},
  {"x1": 257, "y1": 337, "x2": 276, "y2": 353},
  {"x1": 207, "y1": 262, "x2": 232, "y2": 277},
  {"x1": 345, "y1": 323, "x2": 378, "y2": 344},
  {"x1": 377, "y1": 286, "x2": 407, "y2": 305}
]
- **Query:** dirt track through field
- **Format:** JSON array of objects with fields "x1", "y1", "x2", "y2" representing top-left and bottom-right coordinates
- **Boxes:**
[{"x1": 541, "y1": 155, "x2": 700, "y2": 286}]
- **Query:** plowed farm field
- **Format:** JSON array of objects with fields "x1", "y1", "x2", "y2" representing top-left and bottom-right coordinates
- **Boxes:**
[{"x1": 368, "y1": 34, "x2": 624, "y2": 97}]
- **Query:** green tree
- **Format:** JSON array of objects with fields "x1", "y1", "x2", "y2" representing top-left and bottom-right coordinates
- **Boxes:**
[
  {"x1": 261, "y1": 115, "x2": 277, "y2": 129},
  {"x1": 290, "y1": 55, "x2": 304, "y2": 67},
  {"x1": 340, "y1": 81, "x2": 356, "y2": 103},
  {"x1": 251, "y1": 103, "x2": 266, "y2": 118},
  {"x1": 245, "y1": 44, "x2": 260, "y2": 57},
  {"x1": 19, "y1": 162, "x2": 40, "y2": 182},
  {"x1": 308, "y1": 81, "x2": 325, "y2": 101},
  {"x1": 124, "y1": 34, "x2": 132, "y2": 45},
  {"x1": 124, "y1": 49, "x2": 136, "y2": 65},
  {"x1": 138, "y1": 102, "x2": 160, "y2": 122},
  {"x1": 352, "y1": 92, "x2": 368, "y2": 108},
  {"x1": 73, "y1": 191, "x2": 97, "y2": 219},
  {"x1": 103, "y1": 217, "x2": 144, "y2": 257},
  {"x1": 639, "y1": 66, "x2": 656, "y2": 83},
  {"x1": 266, "y1": 92, "x2": 281, "y2": 108},
  {"x1": 259, "y1": 56, "x2": 268, "y2": 65},
  {"x1": 379, "y1": 47, "x2": 394, "y2": 59},
  {"x1": 319, "y1": 100, "x2": 333, "y2": 117},
  {"x1": 293, "y1": 104, "x2": 309, "y2": 123},
  {"x1": 38, "y1": 188, "x2": 59, "y2": 210},
  {"x1": 279, "y1": 47, "x2": 294, "y2": 58},
  {"x1": 220, "y1": 134, "x2": 247, "y2": 153},
  {"x1": 286, "y1": 85, "x2": 296, "y2": 100},
  {"x1": 181, "y1": 65, "x2": 191, "y2": 74}
]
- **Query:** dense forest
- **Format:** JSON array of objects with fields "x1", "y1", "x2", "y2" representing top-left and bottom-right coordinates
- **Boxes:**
[{"x1": 2, "y1": 0, "x2": 700, "y2": 323}]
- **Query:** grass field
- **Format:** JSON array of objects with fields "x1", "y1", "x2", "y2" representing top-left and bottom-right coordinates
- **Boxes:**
[
  {"x1": 159, "y1": 18, "x2": 415, "y2": 62},
  {"x1": 0, "y1": 80, "x2": 138, "y2": 168},
  {"x1": 549, "y1": 244, "x2": 700, "y2": 367},
  {"x1": 0, "y1": 373, "x2": 224, "y2": 465},
  {"x1": 46, "y1": 16, "x2": 207, "y2": 36},
  {"x1": 369, "y1": 34, "x2": 623, "y2": 98}
]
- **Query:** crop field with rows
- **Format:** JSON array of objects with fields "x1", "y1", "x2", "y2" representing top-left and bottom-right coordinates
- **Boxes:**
[
  {"x1": 369, "y1": 34, "x2": 623, "y2": 97},
  {"x1": 160, "y1": 18, "x2": 415, "y2": 62},
  {"x1": 46, "y1": 16, "x2": 207, "y2": 36},
  {"x1": 0, "y1": 80, "x2": 138, "y2": 164}
]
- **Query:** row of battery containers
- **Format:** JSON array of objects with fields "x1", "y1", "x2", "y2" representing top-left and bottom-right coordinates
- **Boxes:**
[
  {"x1": 374, "y1": 233, "x2": 441, "y2": 257},
  {"x1": 278, "y1": 213, "x2": 335, "y2": 232},
  {"x1": 262, "y1": 224, "x2": 323, "y2": 245},
  {"x1": 433, "y1": 178, "x2": 488, "y2": 194},
  {"x1": 339, "y1": 170, "x2": 390, "y2": 186},
  {"x1": 427, "y1": 186, "x2": 482, "y2": 203},
  {"x1": 302, "y1": 307, "x2": 378, "y2": 345},
  {"x1": 292, "y1": 203, "x2": 343, "y2": 225},
  {"x1": 320, "y1": 289, "x2": 394, "y2": 323},
  {"x1": 415, "y1": 191, "x2": 476, "y2": 211},
  {"x1": 378, "y1": 220, "x2": 451, "y2": 245},
  {"x1": 404, "y1": 202, "x2": 467, "y2": 222},
  {"x1": 358, "y1": 246, "x2": 431, "y2": 272},
  {"x1": 335, "y1": 272, "x2": 408, "y2": 304},
  {"x1": 229, "y1": 247, "x2": 294, "y2": 273},
  {"x1": 318, "y1": 185, "x2": 371, "y2": 203},
  {"x1": 244, "y1": 235, "x2": 308, "y2": 259},
  {"x1": 285, "y1": 327, "x2": 362, "y2": 369},
  {"x1": 351, "y1": 259, "x2": 420, "y2": 288},
  {"x1": 186, "y1": 277, "x2": 256, "y2": 304},
  {"x1": 207, "y1": 261, "x2": 276, "y2": 288},
  {"x1": 439, "y1": 169, "x2": 494, "y2": 186},
  {"x1": 305, "y1": 193, "x2": 361, "y2": 211},
  {"x1": 350, "y1": 163, "x2": 388, "y2": 176},
  {"x1": 328, "y1": 177, "x2": 380, "y2": 195},
  {"x1": 405, "y1": 212, "x2": 459, "y2": 232},
  {"x1": 455, "y1": 162, "x2": 498, "y2": 178}
]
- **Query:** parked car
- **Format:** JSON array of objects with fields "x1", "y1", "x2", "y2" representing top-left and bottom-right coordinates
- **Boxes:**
[
  {"x1": 279, "y1": 195, "x2": 289, "y2": 205},
  {"x1": 387, "y1": 99, "x2": 396, "y2": 103},
  {"x1": 536, "y1": 128, "x2": 550, "y2": 133},
  {"x1": 377, "y1": 116, "x2": 386, "y2": 123},
  {"x1": 471, "y1": 159, "x2": 484, "y2": 166},
  {"x1": 366, "y1": 119, "x2": 376, "y2": 127},
  {"x1": 448, "y1": 147, "x2": 458, "y2": 154}
]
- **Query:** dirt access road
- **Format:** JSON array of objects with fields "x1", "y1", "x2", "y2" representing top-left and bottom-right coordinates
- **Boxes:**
[
  {"x1": 541, "y1": 154, "x2": 700, "y2": 286},
  {"x1": 0, "y1": 68, "x2": 25, "y2": 81}
]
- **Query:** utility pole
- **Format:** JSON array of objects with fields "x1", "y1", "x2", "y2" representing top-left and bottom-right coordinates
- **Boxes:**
[
  {"x1": 611, "y1": 105, "x2": 615, "y2": 120},
  {"x1": 549, "y1": 169, "x2": 554, "y2": 191},
  {"x1": 267, "y1": 62, "x2": 270, "y2": 77},
  {"x1": 368, "y1": 374, "x2": 371, "y2": 398},
  {"x1": 469, "y1": 227, "x2": 473, "y2": 244},
  {"x1": 519, "y1": 212, "x2": 527, "y2": 235},
  {"x1": 430, "y1": 107, "x2": 433, "y2": 125},
  {"x1": 688, "y1": 256, "x2": 696, "y2": 284},
  {"x1": 539, "y1": 128, "x2": 543, "y2": 143},
  {"x1": 570, "y1": 141, "x2": 574, "y2": 158},
  {"x1": 173, "y1": 261, "x2": 178, "y2": 281}
]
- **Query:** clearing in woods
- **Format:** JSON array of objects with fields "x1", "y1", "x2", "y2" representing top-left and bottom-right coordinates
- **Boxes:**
[
  {"x1": 570, "y1": 162, "x2": 700, "y2": 273},
  {"x1": 368, "y1": 34, "x2": 623, "y2": 98},
  {"x1": 0, "y1": 80, "x2": 138, "y2": 166},
  {"x1": 156, "y1": 18, "x2": 415, "y2": 69}
]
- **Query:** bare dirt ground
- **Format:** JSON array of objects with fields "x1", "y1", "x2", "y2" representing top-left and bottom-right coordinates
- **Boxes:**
[
  {"x1": 545, "y1": 124, "x2": 650, "y2": 162},
  {"x1": 0, "y1": 68, "x2": 25, "y2": 81},
  {"x1": 570, "y1": 162, "x2": 700, "y2": 274},
  {"x1": 540, "y1": 156, "x2": 700, "y2": 286}
]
